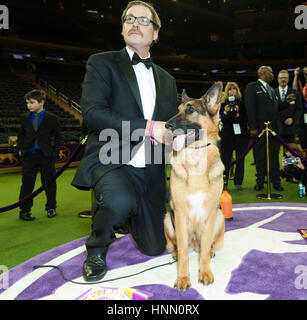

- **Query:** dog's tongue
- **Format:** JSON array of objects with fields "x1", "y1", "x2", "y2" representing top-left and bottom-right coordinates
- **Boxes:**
[{"x1": 173, "y1": 135, "x2": 186, "y2": 152}]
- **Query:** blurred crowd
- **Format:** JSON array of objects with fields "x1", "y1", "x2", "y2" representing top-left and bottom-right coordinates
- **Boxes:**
[{"x1": 218, "y1": 66, "x2": 307, "y2": 195}]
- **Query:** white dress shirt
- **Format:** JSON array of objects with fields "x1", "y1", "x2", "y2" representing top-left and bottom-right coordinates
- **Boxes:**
[
  {"x1": 126, "y1": 46, "x2": 156, "y2": 167},
  {"x1": 258, "y1": 79, "x2": 269, "y2": 90}
]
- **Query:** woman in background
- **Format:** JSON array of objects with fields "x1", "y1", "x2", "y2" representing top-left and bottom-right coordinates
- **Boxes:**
[{"x1": 219, "y1": 82, "x2": 249, "y2": 190}]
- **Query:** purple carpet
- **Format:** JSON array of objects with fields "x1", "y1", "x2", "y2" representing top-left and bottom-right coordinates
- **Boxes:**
[{"x1": 0, "y1": 203, "x2": 306, "y2": 300}]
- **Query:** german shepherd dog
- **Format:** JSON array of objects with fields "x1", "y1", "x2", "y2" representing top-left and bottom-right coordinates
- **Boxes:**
[{"x1": 164, "y1": 82, "x2": 225, "y2": 290}]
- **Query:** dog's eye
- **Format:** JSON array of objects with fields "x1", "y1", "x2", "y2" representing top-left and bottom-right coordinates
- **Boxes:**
[{"x1": 186, "y1": 104, "x2": 196, "y2": 114}]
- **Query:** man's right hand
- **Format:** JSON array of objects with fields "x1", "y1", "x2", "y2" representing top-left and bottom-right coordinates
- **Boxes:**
[
  {"x1": 294, "y1": 68, "x2": 300, "y2": 77},
  {"x1": 146, "y1": 120, "x2": 171, "y2": 145}
]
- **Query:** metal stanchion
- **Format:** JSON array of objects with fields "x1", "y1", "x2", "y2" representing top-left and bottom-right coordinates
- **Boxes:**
[{"x1": 256, "y1": 121, "x2": 282, "y2": 200}]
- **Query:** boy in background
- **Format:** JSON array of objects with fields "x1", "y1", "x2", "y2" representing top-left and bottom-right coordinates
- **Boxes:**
[{"x1": 17, "y1": 89, "x2": 62, "y2": 221}]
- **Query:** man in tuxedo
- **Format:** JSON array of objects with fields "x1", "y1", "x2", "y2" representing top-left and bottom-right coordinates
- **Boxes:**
[
  {"x1": 275, "y1": 70, "x2": 302, "y2": 143},
  {"x1": 245, "y1": 66, "x2": 283, "y2": 191},
  {"x1": 72, "y1": 1, "x2": 178, "y2": 282},
  {"x1": 18, "y1": 89, "x2": 62, "y2": 221}
]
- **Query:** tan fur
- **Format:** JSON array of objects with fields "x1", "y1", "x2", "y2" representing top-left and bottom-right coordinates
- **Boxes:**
[{"x1": 164, "y1": 83, "x2": 225, "y2": 290}]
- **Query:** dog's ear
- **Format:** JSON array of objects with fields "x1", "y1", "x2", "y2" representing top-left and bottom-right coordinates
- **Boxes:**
[
  {"x1": 202, "y1": 81, "x2": 223, "y2": 115},
  {"x1": 181, "y1": 89, "x2": 191, "y2": 103}
]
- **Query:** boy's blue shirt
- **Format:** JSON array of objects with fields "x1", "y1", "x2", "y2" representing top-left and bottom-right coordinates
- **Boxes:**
[{"x1": 28, "y1": 109, "x2": 45, "y2": 154}]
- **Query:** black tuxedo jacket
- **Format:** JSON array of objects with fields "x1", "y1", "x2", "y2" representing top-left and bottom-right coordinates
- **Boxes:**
[
  {"x1": 17, "y1": 111, "x2": 62, "y2": 157},
  {"x1": 72, "y1": 48, "x2": 178, "y2": 190},
  {"x1": 274, "y1": 87, "x2": 303, "y2": 136},
  {"x1": 244, "y1": 80, "x2": 282, "y2": 133}
]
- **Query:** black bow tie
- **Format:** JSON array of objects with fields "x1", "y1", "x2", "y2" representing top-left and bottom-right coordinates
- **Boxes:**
[{"x1": 132, "y1": 52, "x2": 153, "y2": 69}]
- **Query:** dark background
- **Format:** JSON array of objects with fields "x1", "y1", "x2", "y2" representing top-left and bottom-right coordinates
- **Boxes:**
[{"x1": 1, "y1": 0, "x2": 307, "y2": 95}]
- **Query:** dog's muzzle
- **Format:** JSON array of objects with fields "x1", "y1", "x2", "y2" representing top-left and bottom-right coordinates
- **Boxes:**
[{"x1": 165, "y1": 118, "x2": 202, "y2": 152}]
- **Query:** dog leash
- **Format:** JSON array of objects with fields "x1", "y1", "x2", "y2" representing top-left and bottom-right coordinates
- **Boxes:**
[{"x1": 32, "y1": 259, "x2": 177, "y2": 286}]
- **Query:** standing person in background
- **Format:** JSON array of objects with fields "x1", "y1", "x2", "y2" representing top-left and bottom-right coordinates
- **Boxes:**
[
  {"x1": 293, "y1": 66, "x2": 307, "y2": 98},
  {"x1": 280, "y1": 143, "x2": 307, "y2": 193},
  {"x1": 72, "y1": 1, "x2": 178, "y2": 282},
  {"x1": 245, "y1": 66, "x2": 283, "y2": 191},
  {"x1": 18, "y1": 89, "x2": 62, "y2": 221},
  {"x1": 275, "y1": 70, "x2": 302, "y2": 144},
  {"x1": 293, "y1": 67, "x2": 307, "y2": 150},
  {"x1": 219, "y1": 82, "x2": 249, "y2": 190}
]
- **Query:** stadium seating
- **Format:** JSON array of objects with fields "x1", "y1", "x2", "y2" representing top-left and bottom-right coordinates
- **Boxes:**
[{"x1": 0, "y1": 73, "x2": 83, "y2": 144}]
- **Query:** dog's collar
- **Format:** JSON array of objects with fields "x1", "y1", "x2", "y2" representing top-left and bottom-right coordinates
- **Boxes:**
[{"x1": 187, "y1": 143, "x2": 212, "y2": 149}]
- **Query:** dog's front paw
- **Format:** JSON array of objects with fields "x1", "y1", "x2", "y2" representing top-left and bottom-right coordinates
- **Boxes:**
[
  {"x1": 174, "y1": 276, "x2": 191, "y2": 291},
  {"x1": 199, "y1": 270, "x2": 214, "y2": 285}
]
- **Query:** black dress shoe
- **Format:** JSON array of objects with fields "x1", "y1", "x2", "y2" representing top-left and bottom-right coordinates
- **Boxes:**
[
  {"x1": 273, "y1": 184, "x2": 284, "y2": 191},
  {"x1": 286, "y1": 176, "x2": 298, "y2": 183},
  {"x1": 83, "y1": 254, "x2": 108, "y2": 282},
  {"x1": 254, "y1": 184, "x2": 264, "y2": 191},
  {"x1": 19, "y1": 212, "x2": 36, "y2": 221},
  {"x1": 47, "y1": 209, "x2": 57, "y2": 218}
]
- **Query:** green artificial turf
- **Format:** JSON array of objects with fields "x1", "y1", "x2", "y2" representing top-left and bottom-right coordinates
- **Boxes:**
[
  {"x1": 0, "y1": 150, "x2": 306, "y2": 270},
  {"x1": 0, "y1": 167, "x2": 92, "y2": 270}
]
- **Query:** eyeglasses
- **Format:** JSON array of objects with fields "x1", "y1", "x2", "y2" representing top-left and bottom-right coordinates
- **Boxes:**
[{"x1": 123, "y1": 14, "x2": 158, "y2": 27}]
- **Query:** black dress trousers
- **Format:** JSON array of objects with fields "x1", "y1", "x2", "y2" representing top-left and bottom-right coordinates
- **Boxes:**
[
  {"x1": 86, "y1": 164, "x2": 167, "y2": 257},
  {"x1": 19, "y1": 152, "x2": 56, "y2": 213}
]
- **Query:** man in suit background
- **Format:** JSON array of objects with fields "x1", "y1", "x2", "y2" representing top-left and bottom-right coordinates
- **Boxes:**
[
  {"x1": 275, "y1": 69, "x2": 302, "y2": 144},
  {"x1": 18, "y1": 89, "x2": 62, "y2": 221},
  {"x1": 245, "y1": 66, "x2": 283, "y2": 191},
  {"x1": 72, "y1": 1, "x2": 178, "y2": 282}
]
